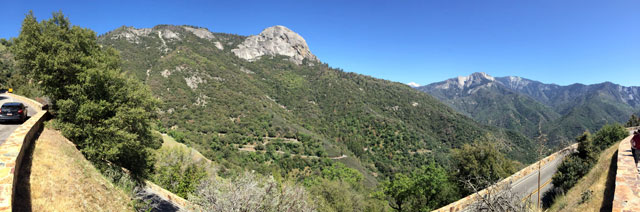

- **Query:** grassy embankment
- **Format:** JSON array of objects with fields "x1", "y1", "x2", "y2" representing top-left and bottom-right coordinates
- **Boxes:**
[
  {"x1": 15, "y1": 129, "x2": 204, "y2": 211},
  {"x1": 547, "y1": 140, "x2": 620, "y2": 211},
  {"x1": 16, "y1": 128, "x2": 134, "y2": 211}
]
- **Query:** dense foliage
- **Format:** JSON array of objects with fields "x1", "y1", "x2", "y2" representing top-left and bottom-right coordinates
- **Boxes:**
[
  {"x1": 626, "y1": 114, "x2": 640, "y2": 127},
  {"x1": 380, "y1": 162, "x2": 458, "y2": 211},
  {"x1": 552, "y1": 124, "x2": 627, "y2": 192},
  {"x1": 153, "y1": 147, "x2": 208, "y2": 198},
  {"x1": 0, "y1": 39, "x2": 12, "y2": 87},
  {"x1": 12, "y1": 12, "x2": 161, "y2": 176},
  {"x1": 451, "y1": 140, "x2": 519, "y2": 195}
]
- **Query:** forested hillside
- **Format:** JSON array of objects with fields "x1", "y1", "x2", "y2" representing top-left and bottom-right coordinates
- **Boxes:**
[{"x1": 97, "y1": 25, "x2": 537, "y2": 184}]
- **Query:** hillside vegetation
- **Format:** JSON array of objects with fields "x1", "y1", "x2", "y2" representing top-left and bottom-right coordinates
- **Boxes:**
[
  {"x1": 548, "y1": 138, "x2": 621, "y2": 211},
  {"x1": 96, "y1": 23, "x2": 545, "y2": 209},
  {"x1": 99, "y1": 24, "x2": 538, "y2": 177},
  {"x1": 546, "y1": 124, "x2": 627, "y2": 210},
  {"x1": 1, "y1": 12, "x2": 543, "y2": 211}
]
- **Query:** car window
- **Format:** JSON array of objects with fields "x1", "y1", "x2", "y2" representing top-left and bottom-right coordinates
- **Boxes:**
[{"x1": 1, "y1": 106, "x2": 20, "y2": 110}]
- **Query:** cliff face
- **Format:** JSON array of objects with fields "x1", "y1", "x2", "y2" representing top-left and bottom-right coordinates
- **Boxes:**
[{"x1": 232, "y1": 25, "x2": 318, "y2": 65}]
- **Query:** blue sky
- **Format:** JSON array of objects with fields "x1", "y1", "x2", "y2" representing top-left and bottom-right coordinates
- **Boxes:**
[{"x1": 2, "y1": 0, "x2": 639, "y2": 86}]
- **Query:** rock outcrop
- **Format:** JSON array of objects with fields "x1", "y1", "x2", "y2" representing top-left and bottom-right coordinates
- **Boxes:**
[
  {"x1": 108, "y1": 27, "x2": 152, "y2": 44},
  {"x1": 232, "y1": 26, "x2": 318, "y2": 65},
  {"x1": 183, "y1": 26, "x2": 215, "y2": 40}
]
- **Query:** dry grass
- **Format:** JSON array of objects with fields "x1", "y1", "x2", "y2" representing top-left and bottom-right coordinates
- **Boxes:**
[
  {"x1": 26, "y1": 128, "x2": 134, "y2": 211},
  {"x1": 547, "y1": 141, "x2": 620, "y2": 212},
  {"x1": 161, "y1": 133, "x2": 211, "y2": 163}
]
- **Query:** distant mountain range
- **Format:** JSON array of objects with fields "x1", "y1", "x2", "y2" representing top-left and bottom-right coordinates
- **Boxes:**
[{"x1": 418, "y1": 72, "x2": 640, "y2": 147}]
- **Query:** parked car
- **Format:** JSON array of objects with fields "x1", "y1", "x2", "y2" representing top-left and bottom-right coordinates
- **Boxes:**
[{"x1": 0, "y1": 102, "x2": 28, "y2": 123}]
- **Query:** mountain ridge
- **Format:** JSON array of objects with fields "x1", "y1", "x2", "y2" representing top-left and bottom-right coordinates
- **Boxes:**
[{"x1": 419, "y1": 72, "x2": 640, "y2": 146}]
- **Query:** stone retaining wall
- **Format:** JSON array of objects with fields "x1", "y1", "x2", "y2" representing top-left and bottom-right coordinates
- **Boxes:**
[
  {"x1": 612, "y1": 134, "x2": 640, "y2": 212},
  {"x1": 144, "y1": 180, "x2": 194, "y2": 211},
  {"x1": 0, "y1": 93, "x2": 47, "y2": 211},
  {"x1": 433, "y1": 143, "x2": 578, "y2": 212}
]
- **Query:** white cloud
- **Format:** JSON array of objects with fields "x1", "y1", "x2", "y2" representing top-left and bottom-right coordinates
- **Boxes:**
[{"x1": 407, "y1": 82, "x2": 421, "y2": 87}]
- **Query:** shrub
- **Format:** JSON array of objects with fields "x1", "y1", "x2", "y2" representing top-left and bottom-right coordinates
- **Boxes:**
[
  {"x1": 551, "y1": 126, "x2": 624, "y2": 193},
  {"x1": 190, "y1": 172, "x2": 316, "y2": 212},
  {"x1": 451, "y1": 140, "x2": 518, "y2": 195},
  {"x1": 153, "y1": 147, "x2": 208, "y2": 198},
  {"x1": 593, "y1": 124, "x2": 628, "y2": 151},
  {"x1": 552, "y1": 155, "x2": 592, "y2": 192},
  {"x1": 380, "y1": 162, "x2": 458, "y2": 211}
]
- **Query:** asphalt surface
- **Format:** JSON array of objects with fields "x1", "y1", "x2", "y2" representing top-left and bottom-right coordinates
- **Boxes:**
[
  {"x1": 0, "y1": 94, "x2": 38, "y2": 145},
  {"x1": 510, "y1": 150, "x2": 571, "y2": 204}
]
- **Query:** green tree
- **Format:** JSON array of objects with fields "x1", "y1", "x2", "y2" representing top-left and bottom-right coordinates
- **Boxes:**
[
  {"x1": 410, "y1": 163, "x2": 458, "y2": 211},
  {"x1": 12, "y1": 11, "x2": 160, "y2": 176},
  {"x1": 626, "y1": 114, "x2": 640, "y2": 127},
  {"x1": 382, "y1": 173, "x2": 413, "y2": 211},
  {"x1": 381, "y1": 162, "x2": 458, "y2": 211},
  {"x1": 451, "y1": 140, "x2": 518, "y2": 195},
  {"x1": 593, "y1": 124, "x2": 628, "y2": 151},
  {"x1": 321, "y1": 163, "x2": 363, "y2": 188},
  {"x1": 576, "y1": 131, "x2": 596, "y2": 163},
  {"x1": 552, "y1": 155, "x2": 591, "y2": 192},
  {"x1": 552, "y1": 130, "x2": 604, "y2": 193}
]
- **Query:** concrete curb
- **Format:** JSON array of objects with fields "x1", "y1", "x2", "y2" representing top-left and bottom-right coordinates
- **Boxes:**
[
  {"x1": 0, "y1": 93, "x2": 47, "y2": 211},
  {"x1": 433, "y1": 143, "x2": 578, "y2": 212}
]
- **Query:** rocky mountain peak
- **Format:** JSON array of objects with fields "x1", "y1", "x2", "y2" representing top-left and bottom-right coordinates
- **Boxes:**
[
  {"x1": 231, "y1": 25, "x2": 318, "y2": 65},
  {"x1": 442, "y1": 72, "x2": 495, "y2": 89}
]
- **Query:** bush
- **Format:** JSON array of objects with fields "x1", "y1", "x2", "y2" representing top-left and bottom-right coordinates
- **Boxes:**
[
  {"x1": 153, "y1": 147, "x2": 208, "y2": 198},
  {"x1": 576, "y1": 131, "x2": 597, "y2": 164},
  {"x1": 381, "y1": 162, "x2": 458, "y2": 211},
  {"x1": 593, "y1": 124, "x2": 628, "y2": 151},
  {"x1": 552, "y1": 155, "x2": 592, "y2": 192},
  {"x1": 552, "y1": 125, "x2": 625, "y2": 193},
  {"x1": 451, "y1": 140, "x2": 518, "y2": 195},
  {"x1": 626, "y1": 114, "x2": 640, "y2": 127},
  {"x1": 190, "y1": 172, "x2": 316, "y2": 212}
]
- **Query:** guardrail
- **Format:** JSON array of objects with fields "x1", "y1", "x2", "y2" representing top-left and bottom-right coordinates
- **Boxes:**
[
  {"x1": 0, "y1": 93, "x2": 47, "y2": 211},
  {"x1": 612, "y1": 134, "x2": 640, "y2": 212},
  {"x1": 433, "y1": 143, "x2": 578, "y2": 212}
]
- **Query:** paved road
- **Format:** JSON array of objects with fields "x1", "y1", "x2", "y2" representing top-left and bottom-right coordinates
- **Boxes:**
[
  {"x1": 0, "y1": 94, "x2": 38, "y2": 145},
  {"x1": 510, "y1": 150, "x2": 571, "y2": 204}
]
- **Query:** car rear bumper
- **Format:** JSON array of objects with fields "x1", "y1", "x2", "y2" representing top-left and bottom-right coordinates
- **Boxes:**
[{"x1": 0, "y1": 115, "x2": 25, "y2": 122}]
